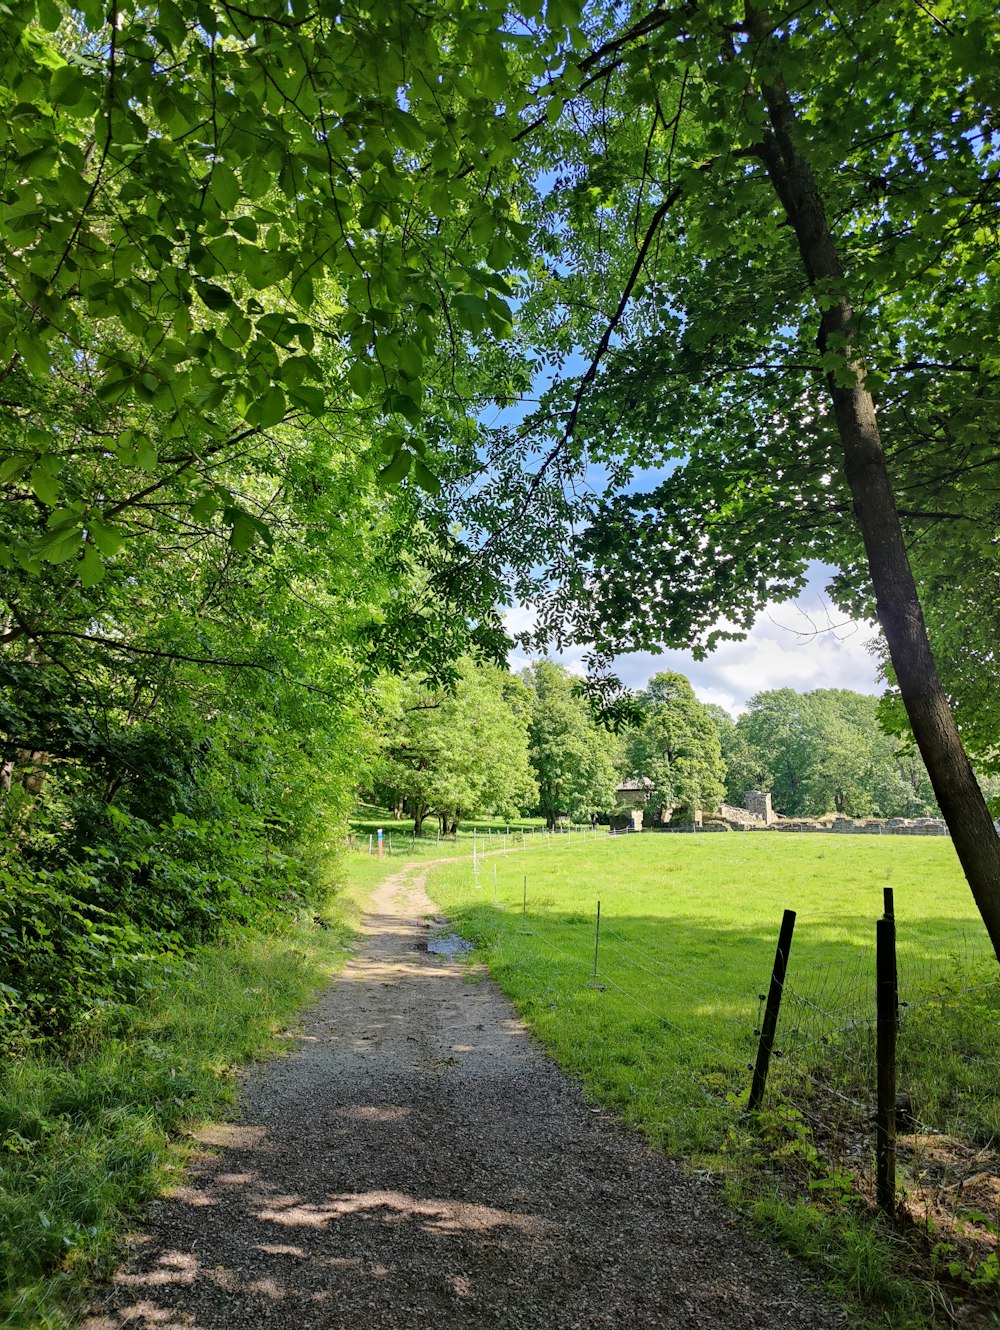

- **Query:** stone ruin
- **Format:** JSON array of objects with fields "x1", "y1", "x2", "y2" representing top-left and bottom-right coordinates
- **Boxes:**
[
  {"x1": 715, "y1": 791, "x2": 774, "y2": 828},
  {"x1": 745, "y1": 790, "x2": 774, "y2": 824},
  {"x1": 708, "y1": 794, "x2": 950, "y2": 837},
  {"x1": 624, "y1": 778, "x2": 951, "y2": 837}
]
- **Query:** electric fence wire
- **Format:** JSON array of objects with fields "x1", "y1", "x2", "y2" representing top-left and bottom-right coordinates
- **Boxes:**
[
  {"x1": 597, "y1": 930, "x2": 748, "y2": 1005},
  {"x1": 514, "y1": 908, "x2": 748, "y2": 1088},
  {"x1": 599, "y1": 925, "x2": 759, "y2": 1003},
  {"x1": 599, "y1": 922, "x2": 869, "y2": 1089}
]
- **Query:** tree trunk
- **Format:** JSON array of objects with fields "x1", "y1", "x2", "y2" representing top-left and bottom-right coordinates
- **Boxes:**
[{"x1": 745, "y1": 5, "x2": 1000, "y2": 960}]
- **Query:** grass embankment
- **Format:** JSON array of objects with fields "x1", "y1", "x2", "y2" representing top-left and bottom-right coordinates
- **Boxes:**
[
  {"x1": 426, "y1": 832, "x2": 999, "y2": 1326},
  {"x1": 0, "y1": 865, "x2": 373, "y2": 1330}
]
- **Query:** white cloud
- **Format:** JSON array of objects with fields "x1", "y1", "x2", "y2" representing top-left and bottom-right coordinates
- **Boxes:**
[{"x1": 506, "y1": 564, "x2": 882, "y2": 714}]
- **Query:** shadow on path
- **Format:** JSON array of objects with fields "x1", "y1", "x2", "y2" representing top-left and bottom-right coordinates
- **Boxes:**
[{"x1": 84, "y1": 869, "x2": 850, "y2": 1329}]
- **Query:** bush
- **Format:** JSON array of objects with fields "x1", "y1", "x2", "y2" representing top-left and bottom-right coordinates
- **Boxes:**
[{"x1": 0, "y1": 802, "x2": 323, "y2": 1044}]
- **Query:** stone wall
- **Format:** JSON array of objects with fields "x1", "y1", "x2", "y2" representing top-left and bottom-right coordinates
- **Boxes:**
[
  {"x1": 717, "y1": 802, "x2": 765, "y2": 828},
  {"x1": 670, "y1": 807, "x2": 952, "y2": 836},
  {"x1": 746, "y1": 790, "x2": 774, "y2": 824},
  {"x1": 655, "y1": 821, "x2": 731, "y2": 833},
  {"x1": 748, "y1": 815, "x2": 950, "y2": 836}
]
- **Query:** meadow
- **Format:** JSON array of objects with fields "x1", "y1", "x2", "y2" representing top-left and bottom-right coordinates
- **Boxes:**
[
  {"x1": 424, "y1": 831, "x2": 999, "y2": 1320},
  {"x1": 348, "y1": 803, "x2": 589, "y2": 864}
]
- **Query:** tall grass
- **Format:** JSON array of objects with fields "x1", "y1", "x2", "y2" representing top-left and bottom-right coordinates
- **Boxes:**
[{"x1": 0, "y1": 876, "x2": 367, "y2": 1330}]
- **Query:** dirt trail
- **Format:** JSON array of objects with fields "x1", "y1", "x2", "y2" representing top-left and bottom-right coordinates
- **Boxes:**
[{"x1": 84, "y1": 866, "x2": 851, "y2": 1329}]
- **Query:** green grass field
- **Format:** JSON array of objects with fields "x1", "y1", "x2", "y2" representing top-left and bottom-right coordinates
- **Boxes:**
[
  {"x1": 424, "y1": 831, "x2": 999, "y2": 1321},
  {"x1": 349, "y1": 802, "x2": 585, "y2": 863},
  {"x1": 425, "y1": 832, "x2": 994, "y2": 1138}
]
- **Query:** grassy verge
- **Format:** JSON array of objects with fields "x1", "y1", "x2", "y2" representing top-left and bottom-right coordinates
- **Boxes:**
[
  {"x1": 425, "y1": 832, "x2": 999, "y2": 1328},
  {"x1": 0, "y1": 868, "x2": 370, "y2": 1330}
]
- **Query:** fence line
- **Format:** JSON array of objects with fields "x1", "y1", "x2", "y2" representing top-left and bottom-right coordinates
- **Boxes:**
[{"x1": 473, "y1": 863, "x2": 998, "y2": 1284}]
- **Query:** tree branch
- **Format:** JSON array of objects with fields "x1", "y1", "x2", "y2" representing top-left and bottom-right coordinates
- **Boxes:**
[{"x1": 23, "y1": 630, "x2": 340, "y2": 700}]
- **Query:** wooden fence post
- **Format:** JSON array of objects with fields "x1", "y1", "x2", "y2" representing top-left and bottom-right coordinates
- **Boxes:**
[
  {"x1": 748, "y1": 909, "x2": 796, "y2": 1112},
  {"x1": 883, "y1": 886, "x2": 899, "y2": 1024},
  {"x1": 876, "y1": 913, "x2": 898, "y2": 1215}
]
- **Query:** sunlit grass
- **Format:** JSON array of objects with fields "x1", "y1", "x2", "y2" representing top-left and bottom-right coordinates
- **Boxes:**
[{"x1": 426, "y1": 832, "x2": 997, "y2": 1325}]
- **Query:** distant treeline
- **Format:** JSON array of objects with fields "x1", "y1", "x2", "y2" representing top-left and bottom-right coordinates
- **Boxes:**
[
  {"x1": 707, "y1": 689, "x2": 945, "y2": 820},
  {"x1": 373, "y1": 665, "x2": 957, "y2": 832}
]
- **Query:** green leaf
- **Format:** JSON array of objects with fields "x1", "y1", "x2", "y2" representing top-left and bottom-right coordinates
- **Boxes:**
[
  {"x1": 19, "y1": 336, "x2": 51, "y2": 379},
  {"x1": 35, "y1": 0, "x2": 62, "y2": 30},
  {"x1": 288, "y1": 384, "x2": 325, "y2": 415},
  {"x1": 0, "y1": 455, "x2": 31, "y2": 483},
  {"x1": 378, "y1": 451, "x2": 412, "y2": 486},
  {"x1": 348, "y1": 360, "x2": 373, "y2": 395},
  {"x1": 135, "y1": 439, "x2": 158, "y2": 472},
  {"x1": 291, "y1": 271, "x2": 314, "y2": 309},
  {"x1": 197, "y1": 283, "x2": 235, "y2": 312},
  {"x1": 412, "y1": 461, "x2": 441, "y2": 495},
  {"x1": 190, "y1": 491, "x2": 219, "y2": 523},
  {"x1": 229, "y1": 512, "x2": 258, "y2": 553},
  {"x1": 397, "y1": 342, "x2": 423, "y2": 379},
  {"x1": 226, "y1": 508, "x2": 273, "y2": 553},
  {"x1": 78, "y1": 544, "x2": 105, "y2": 587},
  {"x1": 29, "y1": 464, "x2": 59, "y2": 505},
  {"x1": 389, "y1": 392, "x2": 422, "y2": 423},
  {"x1": 89, "y1": 519, "x2": 125, "y2": 556},
  {"x1": 37, "y1": 525, "x2": 81, "y2": 564},
  {"x1": 249, "y1": 386, "x2": 286, "y2": 429},
  {"x1": 211, "y1": 165, "x2": 241, "y2": 213},
  {"x1": 49, "y1": 64, "x2": 89, "y2": 106}
]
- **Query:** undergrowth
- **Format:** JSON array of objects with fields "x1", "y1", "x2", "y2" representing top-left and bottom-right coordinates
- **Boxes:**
[{"x1": 0, "y1": 870, "x2": 367, "y2": 1330}]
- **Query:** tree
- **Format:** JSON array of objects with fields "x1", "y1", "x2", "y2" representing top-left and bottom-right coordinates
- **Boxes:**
[
  {"x1": 624, "y1": 673, "x2": 724, "y2": 820},
  {"x1": 0, "y1": 0, "x2": 602, "y2": 1034},
  {"x1": 466, "y1": 0, "x2": 1000, "y2": 957},
  {"x1": 377, "y1": 661, "x2": 537, "y2": 835},
  {"x1": 0, "y1": 0, "x2": 554, "y2": 574},
  {"x1": 731, "y1": 690, "x2": 938, "y2": 819},
  {"x1": 704, "y1": 705, "x2": 765, "y2": 808},
  {"x1": 522, "y1": 660, "x2": 620, "y2": 828}
]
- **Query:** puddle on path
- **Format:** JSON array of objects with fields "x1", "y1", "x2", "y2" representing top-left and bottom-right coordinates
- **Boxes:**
[{"x1": 425, "y1": 932, "x2": 473, "y2": 958}]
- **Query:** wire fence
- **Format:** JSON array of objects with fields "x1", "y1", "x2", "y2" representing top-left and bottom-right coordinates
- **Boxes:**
[
  {"x1": 353, "y1": 820, "x2": 615, "y2": 858},
  {"x1": 472, "y1": 868, "x2": 1000, "y2": 1294}
]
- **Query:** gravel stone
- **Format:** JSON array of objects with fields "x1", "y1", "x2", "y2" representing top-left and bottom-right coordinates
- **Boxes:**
[{"x1": 83, "y1": 866, "x2": 856, "y2": 1329}]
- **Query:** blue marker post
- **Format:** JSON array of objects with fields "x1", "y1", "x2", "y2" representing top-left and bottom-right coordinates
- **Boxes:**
[{"x1": 377, "y1": 827, "x2": 384, "y2": 861}]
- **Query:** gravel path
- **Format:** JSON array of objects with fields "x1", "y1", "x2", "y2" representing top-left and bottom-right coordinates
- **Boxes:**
[{"x1": 84, "y1": 865, "x2": 854, "y2": 1329}]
